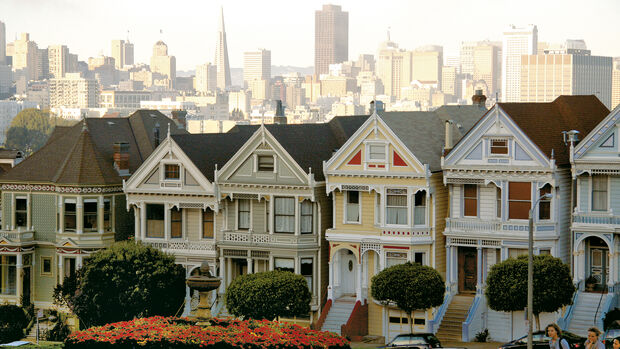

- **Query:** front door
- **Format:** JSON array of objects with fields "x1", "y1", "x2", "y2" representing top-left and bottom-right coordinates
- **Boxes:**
[
  {"x1": 590, "y1": 247, "x2": 609, "y2": 291},
  {"x1": 341, "y1": 252, "x2": 356, "y2": 296},
  {"x1": 458, "y1": 247, "x2": 477, "y2": 293}
]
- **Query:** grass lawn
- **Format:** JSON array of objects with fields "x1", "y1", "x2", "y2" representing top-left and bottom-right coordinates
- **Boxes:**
[{"x1": 1, "y1": 341, "x2": 64, "y2": 348}]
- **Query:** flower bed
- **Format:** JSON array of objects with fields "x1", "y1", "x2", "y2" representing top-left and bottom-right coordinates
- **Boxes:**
[{"x1": 64, "y1": 316, "x2": 350, "y2": 348}]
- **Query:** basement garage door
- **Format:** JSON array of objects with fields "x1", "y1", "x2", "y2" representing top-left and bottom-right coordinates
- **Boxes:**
[{"x1": 387, "y1": 308, "x2": 427, "y2": 342}]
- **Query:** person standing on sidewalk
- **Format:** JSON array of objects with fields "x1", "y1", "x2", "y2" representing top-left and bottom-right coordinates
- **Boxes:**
[
  {"x1": 546, "y1": 323, "x2": 569, "y2": 349},
  {"x1": 585, "y1": 327, "x2": 605, "y2": 349}
]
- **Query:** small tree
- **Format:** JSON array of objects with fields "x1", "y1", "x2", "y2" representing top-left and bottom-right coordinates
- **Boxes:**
[
  {"x1": 485, "y1": 254, "x2": 575, "y2": 330},
  {"x1": 371, "y1": 262, "x2": 445, "y2": 333},
  {"x1": 53, "y1": 241, "x2": 186, "y2": 327},
  {"x1": 225, "y1": 270, "x2": 311, "y2": 320},
  {"x1": 0, "y1": 304, "x2": 28, "y2": 343}
]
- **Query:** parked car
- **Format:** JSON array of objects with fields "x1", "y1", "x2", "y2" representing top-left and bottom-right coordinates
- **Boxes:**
[
  {"x1": 603, "y1": 328, "x2": 620, "y2": 348},
  {"x1": 499, "y1": 330, "x2": 585, "y2": 349},
  {"x1": 381, "y1": 333, "x2": 464, "y2": 349}
]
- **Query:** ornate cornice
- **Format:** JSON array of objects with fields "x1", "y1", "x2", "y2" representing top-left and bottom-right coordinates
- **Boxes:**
[{"x1": 1, "y1": 184, "x2": 123, "y2": 194}]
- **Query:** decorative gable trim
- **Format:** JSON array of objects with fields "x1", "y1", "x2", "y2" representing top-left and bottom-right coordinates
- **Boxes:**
[{"x1": 574, "y1": 106, "x2": 619, "y2": 160}]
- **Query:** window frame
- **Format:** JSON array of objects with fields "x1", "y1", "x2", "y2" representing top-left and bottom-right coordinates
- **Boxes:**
[
  {"x1": 300, "y1": 200, "x2": 313, "y2": 234},
  {"x1": 538, "y1": 184, "x2": 552, "y2": 220},
  {"x1": 257, "y1": 155, "x2": 274, "y2": 172},
  {"x1": 202, "y1": 208, "x2": 214, "y2": 239},
  {"x1": 300, "y1": 257, "x2": 313, "y2": 293},
  {"x1": 0, "y1": 255, "x2": 17, "y2": 295},
  {"x1": 344, "y1": 191, "x2": 361, "y2": 224},
  {"x1": 496, "y1": 186, "x2": 502, "y2": 219},
  {"x1": 463, "y1": 184, "x2": 478, "y2": 218},
  {"x1": 40, "y1": 256, "x2": 52, "y2": 276},
  {"x1": 63, "y1": 198, "x2": 77, "y2": 232},
  {"x1": 591, "y1": 175, "x2": 608, "y2": 212},
  {"x1": 170, "y1": 206, "x2": 182, "y2": 239},
  {"x1": 14, "y1": 196, "x2": 28, "y2": 228},
  {"x1": 489, "y1": 138, "x2": 509, "y2": 156},
  {"x1": 103, "y1": 196, "x2": 112, "y2": 231},
  {"x1": 145, "y1": 203, "x2": 165, "y2": 238},
  {"x1": 83, "y1": 198, "x2": 98, "y2": 232},
  {"x1": 274, "y1": 197, "x2": 295, "y2": 234},
  {"x1": 385, "y1": 188, "x2": 408, "y2": 226},
  {"x1": 274, "y1": 257, "x2": 294, "y2": 273},
  {"x1": 164, "y1": 164, "x2": 181, "y2": 180},
  {"x1": 413, "y1": 191, "x2": 426, "y2": 226},
  {"x1": 237, "y1": 199, "x2": 251, "y2": 230},
  {"x1": 508, "y1": 182, "x2": 532, "y2": 220}
]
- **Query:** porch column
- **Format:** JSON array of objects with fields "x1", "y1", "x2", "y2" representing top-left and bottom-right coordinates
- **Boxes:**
[
  {"x1": 26, "y1": 193, "x2": 32, "y2": 229},
  {"x1": 356, "y1": 257, "x2": 362, "y2": 302},
  {"x1": 76, "y1": 196, "x2": 83, "y2": 234},
  {"x1": 608, "y1": 251, "x2": 615, "y2": 290},
  {"x1": 218, "y1": 256, "x2": 225, "y2": 294},
  {"x1": 97, "y1": 196, "x2": 104, "y2": 234},
  {"x1": 379, "y1": 249, "x2": 385, "y2": 271},
  {"x1": 269, "y1": 255, "x2": 274, "y2": 270},
  {"x1": 226, "y1": 258, "x2": 232, "y2": 286},
  {"x1": 328, "y1": 260, "x2": 334, "y2": 300},
  {"x1": 57, "y1": 255, "x2": 64, "y2": 285},
  {"x1": 445, "y1": 246, "x2": 451, "y2": 290},
  {"x1": 269, "y1": 199, "x2": 274, "y2": 234},
  {"x1": 134, "y1": 205, "x2": 140, "y2": 241},
  {"x1": 16, "y1": 254, "x2": 23, "y2": 305},
  {"x1": 10, "y1": 193, "x2": 14, "y2": 230},
  {"x1": 573, "y1": 250, "x2": 580, "y2": 282},
  {"x1": 501, "y1": 246, "x2": 508, "y2": 261},
  {"x1": 247, "y1": 258, "x2": 253, "y2": 274},
  {"x1": 140, "y1": 202, "x2": 146, "y2": 240},
  {"x1": 452, "y1": 246, "x2": 458, "y2": 288},
  {"x1": 58, "y1": 197, "x2": 64, "y2": 233},
  {"x1": 76, "y1": 255, "x2": 83, "y2": 269},
  {"x1": 476, "y1": 246, "x2": 483, "y2": 294},
  {"x1": 294, "y1": 256, "x2": 299, "y2": 274},
  {"x1": 164, "y1": 204, "x2": 171, "y2": 240}
]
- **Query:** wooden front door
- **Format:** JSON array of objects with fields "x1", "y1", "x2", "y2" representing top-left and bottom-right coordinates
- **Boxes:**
[{"x1": 458, "y1": 247, "x2": 477, "y2": 293}]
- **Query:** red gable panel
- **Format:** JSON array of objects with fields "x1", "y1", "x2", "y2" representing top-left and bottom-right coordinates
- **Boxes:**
[
  {"x1": 393, "y1": 151, "x2": 407, "y2": 166},
  {"x1": 347, "y1": 150, "x2": 362, "y2": 165}
]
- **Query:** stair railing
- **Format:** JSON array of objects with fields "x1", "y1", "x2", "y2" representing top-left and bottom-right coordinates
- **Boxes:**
[
  {"x1": 428, "y1": 291, "x2": 453, "y2": 333},
  {"x1": 558, "y1": 281, "x2": 580, "y2": 330},
  {"x1": 594, "y1": 292, "x2": 605, "y2": 325}
]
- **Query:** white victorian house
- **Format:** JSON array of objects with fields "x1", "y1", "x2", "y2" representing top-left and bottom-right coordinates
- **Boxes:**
[{"x1": 439, "y1": 95, "x2": 609, "y2": 342}]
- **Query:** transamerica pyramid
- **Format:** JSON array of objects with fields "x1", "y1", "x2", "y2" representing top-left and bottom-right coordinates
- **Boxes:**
[{"x1": 215, "y1": 6, "x2": 231, "y2": 90}]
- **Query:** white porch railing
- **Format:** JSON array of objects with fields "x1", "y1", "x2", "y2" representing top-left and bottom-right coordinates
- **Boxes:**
[
  {"x1": 573, "y1": 212, "x2": 620, "y2": 225},
  {"x1": 219, "y1": 231, "x2": 319, "y2": 246},
  {"x1": 142, "y1": 240, "x2": 216, "y2": 254},
  {"x1": 445, "y1": 218, "x2": 556, "y2": 235},
  {"x1": 0, "y1": 229, "x2": 35, "y2": 243}
]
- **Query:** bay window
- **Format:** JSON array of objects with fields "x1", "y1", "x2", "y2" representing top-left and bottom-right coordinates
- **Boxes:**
[
  {"x1": 274, "y1": 258, "x2": 294, "y2": 273},
  {"x1": 64, "y1": 199, "x2": 77, "y2": 231},
  {"x1": 301, "y1": 258, "x2": 313, "y2": 292},
  {"x1": 202, "y1": 208, "x2": 214, "y2": 238},
  {"x1": 103, "y1": 197, "x2": 111, "y2": 231},
  {"x1": 386, "y1": 189, "x2": 407, "y2": 225},
  {"x1": 275, "y1": 197, "x2": 295, "y2": 233},
  {"x1": 508, "y1": 182, "x2": 531, "y2": 220},
  {"x1": 83, "y1": 199, "x2": 98, "y2": 232},
  {"x1": 0, "y1": 255, "x2": 16, "y2": 295}
]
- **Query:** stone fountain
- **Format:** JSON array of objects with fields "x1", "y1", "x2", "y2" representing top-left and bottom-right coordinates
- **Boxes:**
[{"x1": 186, "y1": 261, "x2": 221, "y2": 323}]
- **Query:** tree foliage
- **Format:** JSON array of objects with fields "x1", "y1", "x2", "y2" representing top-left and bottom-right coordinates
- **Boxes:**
[
  {"x1": 225, "y1": 270, "x2": 311, "y2": 320},
  {"x1": 5, "y1": 108, "x2": 76, "y2": 155},
  {"x1": 485, "y1": 254, "x2": 575, "y2": 329},
  {"x1": 371, "y1": 262, "x2": 445, "y2": 332},
  {"x1": 0, "y1": 304, "x2": 28, "y2": 343},
  {"x1": 53, "y1": 241, "x2": 186, "y2": 328}
]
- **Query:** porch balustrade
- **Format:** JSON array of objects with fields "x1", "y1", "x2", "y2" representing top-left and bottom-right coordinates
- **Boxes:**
[
  {"x1": 218, "y1": 230, "x2": 318, "y2": 247},
  {"x1": 445, "y1": 218, "x2": 556, "y2": 235},
  {"x1": 0, "y1": 229, "x2": 34, "y2": 243},
  {"x1": 573, "y1": 212, "x2": 620, "y2": 226},
  {"x1": 142, "y1": 240, "x2": 216, "y2": 255}
]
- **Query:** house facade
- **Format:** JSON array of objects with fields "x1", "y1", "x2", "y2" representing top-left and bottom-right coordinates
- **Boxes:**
[
  {"x1": 0, "y1": 110, "x2": 185, "y2": 308},
  {"x1": 321, "y1": 105, "x2": 486, "y2": 342},
  {"x1": 567, "y1": 104, "x2": 620, "y2": 332},
  {"x1": 440, "y1": 96, "x2": 609, "y2": 342}
]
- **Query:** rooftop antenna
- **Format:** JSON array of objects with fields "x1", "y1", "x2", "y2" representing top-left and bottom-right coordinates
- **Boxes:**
[
  {"x1": 387, "y1": 27, "x2": 391, "y2": 41},
  {"x1": 126, "y1": 30, "x2": 130, "y2": 42}
]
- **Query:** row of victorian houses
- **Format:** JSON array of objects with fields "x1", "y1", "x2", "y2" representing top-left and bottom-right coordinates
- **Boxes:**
[{"x1": 0, "y1": 94, "x2": 617, "y2": 343}]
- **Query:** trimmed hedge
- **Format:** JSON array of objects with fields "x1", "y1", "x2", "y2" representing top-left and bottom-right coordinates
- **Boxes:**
[{"x1": 0, "y1": 304, "x2": 28, "y2": 343}]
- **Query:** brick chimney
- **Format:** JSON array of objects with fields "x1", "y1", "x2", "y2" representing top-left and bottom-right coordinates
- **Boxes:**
[
  {"x1": 472, "y1": 89, "x2": 487, "y2": 108},
  {"x1": 113, "y1": 142, "x2": 130, "y2": 176}
]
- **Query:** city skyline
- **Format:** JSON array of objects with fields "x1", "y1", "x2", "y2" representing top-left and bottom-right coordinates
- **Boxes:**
[{"x1": 1, "y1": 0, "x2": 619, "y2": 70}]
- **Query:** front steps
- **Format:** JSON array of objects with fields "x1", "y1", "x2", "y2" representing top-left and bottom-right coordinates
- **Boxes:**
[
  {"x1": 436, "y1": 294, "x2": 474, "y2": 342},
  {"x1": 567, "y1": 292, "x2": 608, "y2": 334},
  {"x1": 321, "y1": 297, "x2": 356, "y2": 335}
]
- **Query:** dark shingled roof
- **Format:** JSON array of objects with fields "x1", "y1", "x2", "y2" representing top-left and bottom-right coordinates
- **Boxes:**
[
  {"x1": 497, "y1": 95, "x2": 609, "y2": 165},
  {"x1": 0, "y1": 110, "x2": 187, "y2": 185},
  {"x1": 172, "y1": 115, "x2": 370, "y2": 182},
  {"x1": 380, "y1": 105, "x2": 488, "y2": 172}
]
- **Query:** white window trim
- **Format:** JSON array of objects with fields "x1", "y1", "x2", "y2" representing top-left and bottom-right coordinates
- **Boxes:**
[
  {"x1": 343, "y1": 191, "x2": 362, "y2": 225},
  {"x1": 374, "y1": 191, "x2": 381, "y2": 226},
  {"x1": 537, "y1": 185, "x2": 554, "y2": 221},
  {"x1": 363, "y1": 140, "x2": 389, "y2": 170},
  {"x1": 385, "y1": 188, "x2": 409, "y2": 227},
  {"x1": 299, "y1": 200, "x2": 314, "y2": 234},
  {"x1": 589, "y1": 175, "x2": 611, "y2": 213},
  {"x1": 412, "y1": 190, "x2": 427, "y2": 227},
  {"x1": 254, "y1": 150, "x2": 278, "y2": 174},
  {"x1": 236, "y1": 199, "x2": 252, "y2": 231},
  {"x1": 506, "y1": 182, "x2": 533, "y2": 222},
  {"x1": 200, "y1": 207, "x2": 215, "y2": 240},
  {"x1": 487, "y1": 137, "x2": 511, "y2": 158},
  {"x1": 160, "y1": 160, "x2": 184, "y2": 183}
]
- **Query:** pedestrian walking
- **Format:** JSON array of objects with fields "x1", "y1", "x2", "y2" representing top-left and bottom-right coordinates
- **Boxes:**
[
  {"x1": 611, "y1": 337, "x2": 620, "y2": 349},
  {"x1": 585, "y1": 327, "x2": 605, "y2": 349},
  {"x1": 547, "y1": 323, "x2": 569, "y2": 349}
]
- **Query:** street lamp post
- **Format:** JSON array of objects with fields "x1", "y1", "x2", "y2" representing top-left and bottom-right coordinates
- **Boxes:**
[{"x1": 527, "y1": 193, "x2": 553, "y2": 349}]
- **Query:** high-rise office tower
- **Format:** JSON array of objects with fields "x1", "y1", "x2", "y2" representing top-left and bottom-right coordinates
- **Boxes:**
[
  {"x1": 13, "y1": 33, "x2": 39, "y2": 80},
  {"x1": 150, "y1": 40, "x2": 176, "y2": 88},
  {"x1": 314, "y1": 4, "x2": 348, "y2": 77},
  {"x1": 502, "y1": 25, "x2": 538, "y2": 102},
  {"x1": 412, "y1": 45, "x2": 443, "y2": 88},
  {"x1": 48, "y1": 45, "x2": 68, "y2": 78},
  {"x1": 473, "y1": 44, "x2": 500, "y2": 97},
  {"x1": 215, "y1": 7, "x2": 231, "y2": 90},
  {"x1": 112, "y1": 39, "x2": 134, "y2": 69},
  {"x1": 612, "y1": 59, "x2": 620, "y2": 110},
  {"x1": 49, "y1": 72, "x2": 99, "y2": 108},
  {"x1": 0, "y1": 21, "x2": 6, "y2": 65},
  {"x1": 195, "y1": 62, "x2": 217, "y2": 94},
  {"x1": 243, "y1": 49, "x2": 271, "y2": 84},
  {"x1": 520, "y1": 46, "x2": 613, "y2": 109}
]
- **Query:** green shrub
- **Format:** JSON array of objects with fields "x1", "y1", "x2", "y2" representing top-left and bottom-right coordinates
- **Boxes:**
[{"x1": 0, "y1": 304, "x2": 28, "y2": 343}]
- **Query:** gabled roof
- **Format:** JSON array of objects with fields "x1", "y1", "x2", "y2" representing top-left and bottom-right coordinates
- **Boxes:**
[
  {"x1": 172, "y1": 115, "x2": 370, "y2": 182},
  {"x1": 380, "y1": 105, "x2": 488, "y2": 171},
  {"x1": 0, "y1": 110, "x2": 187, "y2": 185},
  {"x1": 496, "y1": 95, "x2": 609, "y2": 165}
]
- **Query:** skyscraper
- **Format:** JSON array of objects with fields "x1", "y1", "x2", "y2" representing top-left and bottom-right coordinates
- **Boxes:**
[
  {"x1": 48, "y1": 45, "x2": 68, "y2": 78},
  {"x1": 502, "y1": 25, "x2": 538, "y2": 102},
  {"x1": 215, "y1": 7, "x2": 231, "y2": 90},
  {"x1": 243, "y1": 49, "x2": 271, "y2": 84},
  {"x1": 314, "y1": 4, "x2": 348, "y2": 77},
  {"x1": 195, "y1": 62, "x2": 217, "y2": 94},
  {"x1": 13, "y1": 33, "x2": 39, "y2": 81},
  {"x1": 150, "y1": 40, "x2": 176, "y2": 89},
  {"x1": 0, "y1": 21, "x2": 6, "y2": 65},
  {"x1": 473, "y1": 44, "x2": 500, "y2": 97},
  {"x1": 112, "y1": 39, "x2": 134, "y2": 69}
]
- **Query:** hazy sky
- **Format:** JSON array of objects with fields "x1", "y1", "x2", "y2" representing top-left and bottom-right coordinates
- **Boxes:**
[{"x1": 2, "y1": 0, "x2": 619, "y2": 70}]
